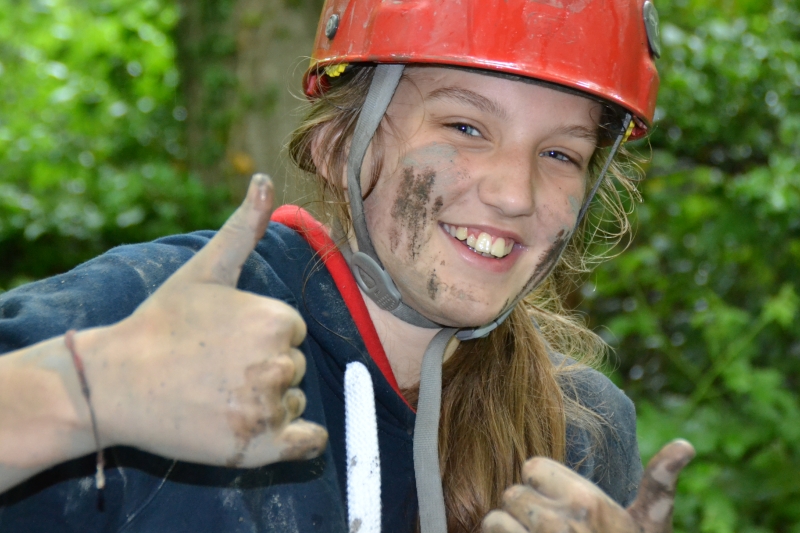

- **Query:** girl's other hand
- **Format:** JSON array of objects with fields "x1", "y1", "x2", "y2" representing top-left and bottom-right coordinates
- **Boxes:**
[{"x1": 482, "y1": 439, "x2": 695, "y2": 533}]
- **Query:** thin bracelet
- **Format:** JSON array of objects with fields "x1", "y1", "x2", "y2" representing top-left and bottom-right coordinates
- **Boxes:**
[{"x1": 64, "y1": 329, "x2": 106, "y2": 492}]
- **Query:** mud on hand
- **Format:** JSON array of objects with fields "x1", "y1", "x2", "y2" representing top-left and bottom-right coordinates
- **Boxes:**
[
  {"x1": 482, "y1": 439, "x2": 695, "y2": 533},
  {"x1": 84, "y1": 173, "x2": 328, "y2": 469}
]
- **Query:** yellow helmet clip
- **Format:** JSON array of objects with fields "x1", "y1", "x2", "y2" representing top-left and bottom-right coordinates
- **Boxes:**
[{"x1": 324, "y1": 63, "x2": 349, "y2": 78}]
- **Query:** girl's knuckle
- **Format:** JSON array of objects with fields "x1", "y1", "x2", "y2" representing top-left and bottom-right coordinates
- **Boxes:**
[
  {"x1": 263, "y1": 355, "x2": 294, "y2": 383},
  {"x1": 502, "y1": 484, "x2": 527, "y2": 502}
]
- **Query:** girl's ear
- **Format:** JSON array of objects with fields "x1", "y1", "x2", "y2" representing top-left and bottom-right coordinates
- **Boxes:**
[{"x1": 310, "y1": 122, "x2": 349, "y2": 190}]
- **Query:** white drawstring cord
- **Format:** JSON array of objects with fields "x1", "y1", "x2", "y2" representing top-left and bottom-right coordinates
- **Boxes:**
[{"x1": 345, "y1": 362, "x2": 382, "y2": 533}]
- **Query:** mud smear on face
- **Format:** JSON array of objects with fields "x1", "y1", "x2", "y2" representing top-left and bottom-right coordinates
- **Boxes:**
[
  {"x1": 389, "y1": 166, "x2": 437, "y2": 260},
  {"x1": 510, "y1": 230, "x2": 570, "y2": 306},
  {"x1": 426, "y1": 256, "x2": 482, "y2": 304},
  {"x1": 226, "y1": 360, "x2": 282, "y2": 467},
  {"x1": 427, "y1": 269, "x2": 440, "y2": 300},
  {"x1": 444, "y1": 283, "x2": 481, "y2": 303},
  {"x1": 432, "y1": 195, "x2": 443, "y2": 217}
]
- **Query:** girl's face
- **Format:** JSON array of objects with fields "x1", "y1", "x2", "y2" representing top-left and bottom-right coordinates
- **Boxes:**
[{"x1": 358, "y1": 67, "x2": 601, "y2": 327}]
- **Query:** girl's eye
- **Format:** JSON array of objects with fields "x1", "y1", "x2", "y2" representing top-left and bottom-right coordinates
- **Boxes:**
[
  {"x1": 539, "y1": 150, "x2": 574, "y2": 164},
  {"x1": 450, "y1": 123, "x2": 481, "y2": 138}
]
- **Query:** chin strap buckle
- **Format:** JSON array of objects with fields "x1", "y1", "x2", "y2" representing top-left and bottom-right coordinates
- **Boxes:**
[{"x1": 351, "y1": 251, "x2": 402, "y2": 312}]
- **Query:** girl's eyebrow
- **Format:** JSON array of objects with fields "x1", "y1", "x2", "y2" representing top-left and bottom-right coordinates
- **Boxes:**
[
  {"x1": 550, "y1": 124, "x2": 598, "y2": 143},
  {"x1": 425, "y1": 86, "x2": 510, "y2": 121}
]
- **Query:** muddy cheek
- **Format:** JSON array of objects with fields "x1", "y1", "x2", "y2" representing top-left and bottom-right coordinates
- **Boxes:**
[
  {"x1": 432, "y1": 195, "x2": 443, "y2": 217},
  {"x1": 427, "y1": 269, "x2": 440, "y2": 300},
  {"x1": 531, "y1": 231, "x2": 568, "y2": 282},
  {"x1": 447, "y1": 284, "x2": 481, "y2": 303},
  {"x1": 568, "y1": 195, "x2": 582, "y2": 217},
  {"x1": 389, "y1": 166, "x2": 437, "y2": 261},
  {"x1": 510, "y1": 231, "x2": 570, "y2": 305}
]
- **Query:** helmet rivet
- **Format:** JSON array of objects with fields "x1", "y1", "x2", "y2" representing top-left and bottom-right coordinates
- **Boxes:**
[
  {"x1": 325, "y1": 14, "x2": 340, "y2": 39},
  {"x1": 643, "y1": 1, "x2": 661, "y2": 59}
]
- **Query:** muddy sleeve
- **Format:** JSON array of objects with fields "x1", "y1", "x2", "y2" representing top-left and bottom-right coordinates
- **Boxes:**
[{"x1": 0, "y1": 233, "x2": 215, "y2": 354}]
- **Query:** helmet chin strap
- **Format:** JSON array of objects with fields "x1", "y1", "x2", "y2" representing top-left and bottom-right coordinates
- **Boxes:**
[
  {"x1": 345, "y1": 64, "x2": 441, "y2": 329},
  {"x1": 342, "y1": 64, "x2": 631, "y2": 533}
]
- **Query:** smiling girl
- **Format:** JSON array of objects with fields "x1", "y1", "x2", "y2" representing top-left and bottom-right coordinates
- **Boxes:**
[{"x1": 0, "y1": 1, "x2": 692, "y2": 532}]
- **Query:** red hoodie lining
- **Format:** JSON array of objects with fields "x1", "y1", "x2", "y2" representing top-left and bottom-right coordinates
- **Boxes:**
[{"x1": 271, "y1": 205, "x2": 413, "y2": 411}]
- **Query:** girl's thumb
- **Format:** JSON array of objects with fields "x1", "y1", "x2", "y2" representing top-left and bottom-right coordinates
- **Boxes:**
[
  {"x1": 626, "y1": 439, "x2": 695, "y2": 533},
  {"x1": 172, "y1": 173, "x2": 274, "y2": 287}
]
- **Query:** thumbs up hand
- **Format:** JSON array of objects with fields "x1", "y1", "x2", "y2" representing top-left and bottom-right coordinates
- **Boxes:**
[
  {"x1": 482, "y1": 439, "x2": 695, "y2": 533},
  {"x1": 81, "y1": 174, "x2": 328, "y2": 468}
]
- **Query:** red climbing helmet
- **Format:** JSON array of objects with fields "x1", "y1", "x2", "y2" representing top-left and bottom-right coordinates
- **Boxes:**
[{"x1": 304, "y1": 0, "x2": 661, "y2": 140}]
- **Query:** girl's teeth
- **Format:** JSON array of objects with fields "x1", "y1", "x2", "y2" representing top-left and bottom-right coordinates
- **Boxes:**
[
  {"x1": 490, "y1": 238, "x2": 506, "y2": 258},
  {"x1": 475, "y1": 233, "x2": 492, "y2": 253},
  {"x1": 445, "y1": 224, "x2": 515, "y2": 258}
]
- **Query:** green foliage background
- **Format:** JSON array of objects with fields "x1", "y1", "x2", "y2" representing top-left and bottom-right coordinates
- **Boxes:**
[
  {"x1": 1, "y1": 0, "x2": 798, "y2": 531},
  {"x1": 582, "y1": 1, "x2": 800, "y2": 531},
  {"x1": 0, "y1": 0, "x2": 232, "y2": 289}
]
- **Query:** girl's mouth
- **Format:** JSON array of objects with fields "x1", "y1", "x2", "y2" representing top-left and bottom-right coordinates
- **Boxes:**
[{"x1": 441, "y1": 223, "x2": 516, "y2": 259}]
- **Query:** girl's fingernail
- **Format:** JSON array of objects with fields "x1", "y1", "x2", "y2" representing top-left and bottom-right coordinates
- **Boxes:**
[{"x1": 252, "y1": 173, "x2": 271, "y2": 202}]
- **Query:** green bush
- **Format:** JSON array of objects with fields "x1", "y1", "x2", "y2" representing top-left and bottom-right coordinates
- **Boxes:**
[
  {"x1": 582, "y1": 1, "x2": 800, "y2": 531},
  {"x1": 0, "y1": 0, "x2": 233, "y2": 290}
]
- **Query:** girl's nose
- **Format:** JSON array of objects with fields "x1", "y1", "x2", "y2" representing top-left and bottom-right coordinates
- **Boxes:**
[{"x1": 477, "y1": 150, "x2": 537, "y2": 218}]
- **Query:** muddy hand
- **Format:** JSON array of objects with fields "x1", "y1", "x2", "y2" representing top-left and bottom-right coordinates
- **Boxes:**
[
  {"x1": 626, "y1": 439, "x2": 696, "y2": 532},
  {"x1": 84, "y1": 173, "x2": 328, "y2": 468},
  {"x1": 482, "y1": 439, "x2": 695, "y2": 533}
]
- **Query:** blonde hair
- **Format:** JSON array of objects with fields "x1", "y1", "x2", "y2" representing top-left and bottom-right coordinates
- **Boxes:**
[{"x1": 288, "y1": 65, "x2": 642, "y2": 533}]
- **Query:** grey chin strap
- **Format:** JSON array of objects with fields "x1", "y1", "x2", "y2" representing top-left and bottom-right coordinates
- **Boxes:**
[
  {"x1": 412, "y1": 328, "x2": 458, "y2": 533},
  {"x1": 342, "y1": 65, "x2": 631, "y2": 533},
  {"x1": 346, "y1": 64, "x2": 439, "y2": 329},
  {"x1": 575, "y1": 113, "x2": 632, "y2": 229}
]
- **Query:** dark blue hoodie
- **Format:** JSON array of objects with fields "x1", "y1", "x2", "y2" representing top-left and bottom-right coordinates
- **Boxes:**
[{"x1": 0, "y1": 217, "x2": 642, "y2": 532}]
